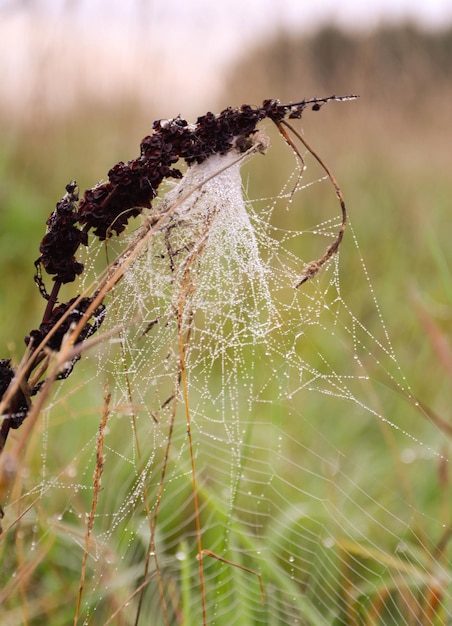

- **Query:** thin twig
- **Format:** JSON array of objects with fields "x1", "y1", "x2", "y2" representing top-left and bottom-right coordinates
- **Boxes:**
[
  {"x1": 103, "y1": 573, "x2": 157, "y2": 626},
  {"x1": 278, "y1": 120, "x2": 347, "y2": 287},
  {"x1": 200, "y1": 549, "x2": 265, "y2": 604}
]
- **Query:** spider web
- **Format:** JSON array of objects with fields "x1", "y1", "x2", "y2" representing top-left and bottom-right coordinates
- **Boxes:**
[{"x1": 7, "y1": 123, "x2": 451, "y2": 625}]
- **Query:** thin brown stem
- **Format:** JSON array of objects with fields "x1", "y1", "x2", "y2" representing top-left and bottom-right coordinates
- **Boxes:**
[
  {"x1": 178, "y1": 318, "x2": 206, "y2": 625},
  {"x1": 104, "y1": 573, "x2": 157, "y2": 626},
  {"x1": 42, "y1": 281, "x2": 62, "y2": 324},
  {"x1": 133, "y1": 395, "x2": 177, "y2": 626},
  {"x1": 74, "y1": 385, "x2": 111, "y2": 625},
  {"x1": 200, "y1": 550, "x2": 265, "y2": 604},
  {"x1": 275, "y1": 121, "x2": 306, "y2": 198},
  {"x1": 277, "y1": 120, "x2": 347, "y2": 287},
  {"x1": 173, "y1": 220, "x2": 215, "y2": 625}
]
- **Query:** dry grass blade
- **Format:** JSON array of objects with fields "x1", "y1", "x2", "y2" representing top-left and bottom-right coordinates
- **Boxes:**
[
  {"x1": 277, "y1": 120, "x2": 347, "y2": 287},
  {"x1": 103, "y1": 573, "x2": 158, "y2": 626},
  {"x1": 74, "y1": 385, "x2": 111, "y2": 625},
  {"x1": 200, "y1": 549, "x2": 265, "y2": 605}
]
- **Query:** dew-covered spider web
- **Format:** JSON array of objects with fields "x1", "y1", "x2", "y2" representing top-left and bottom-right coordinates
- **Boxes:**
[{"x1": 4, "y1": 116, "x2": 451, "y2": 626}]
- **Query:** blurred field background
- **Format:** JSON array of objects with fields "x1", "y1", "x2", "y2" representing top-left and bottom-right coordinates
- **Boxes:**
[{"x1": 1, "y1": 1, "x2": 452, "y2": 624}]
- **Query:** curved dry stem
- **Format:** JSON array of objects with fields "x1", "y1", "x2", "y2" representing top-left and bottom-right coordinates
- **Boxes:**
[{"x1": 277, "y1": 120, "x2": 347, "y2": 287}]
